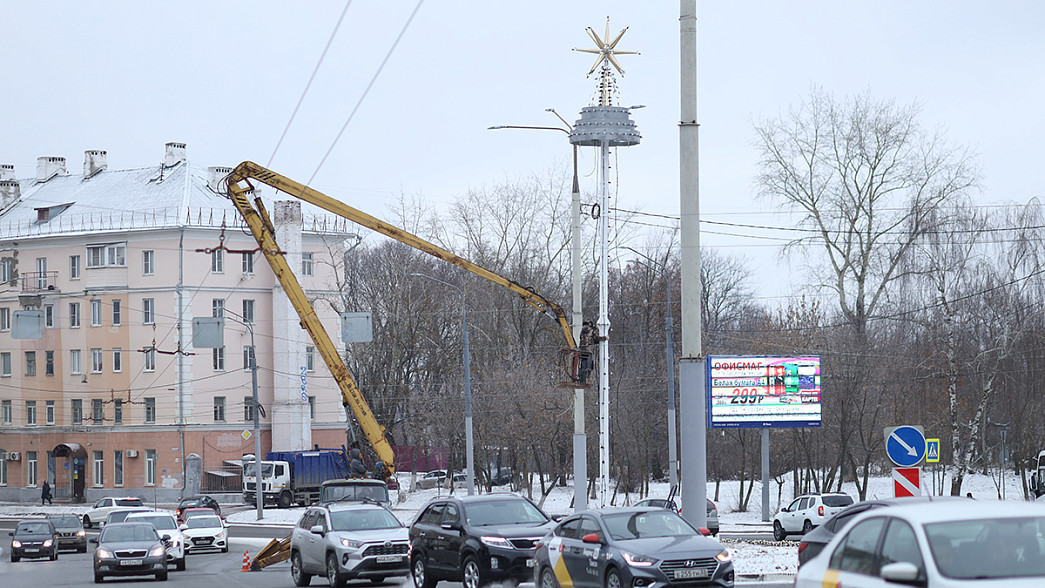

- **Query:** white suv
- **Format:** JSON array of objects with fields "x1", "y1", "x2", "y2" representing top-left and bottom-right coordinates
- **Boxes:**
[
  {"x1": 125, "y1": 511, "x2": 187, "y2": 571},
  {"x1": 773, "y1": 492, "x2": 854, "y2": 540},
  {"x1": 82, "y1": 497, "x2": 146, "y2": 528}
]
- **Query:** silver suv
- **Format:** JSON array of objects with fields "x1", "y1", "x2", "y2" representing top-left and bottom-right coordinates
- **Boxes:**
[
  {"x1": 290, "y1": 502, "x2": 410, "y2": 587},
  {"x1": 773, "y1": 492, "x2": 854, "y2": 540}
]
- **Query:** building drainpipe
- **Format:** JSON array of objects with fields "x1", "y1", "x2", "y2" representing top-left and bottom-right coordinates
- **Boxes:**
[{"x1": 178, "y1": 226, "x2": 186, "y2": 498}]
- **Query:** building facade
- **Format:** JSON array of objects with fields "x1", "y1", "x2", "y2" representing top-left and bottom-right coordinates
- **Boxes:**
[{"x1": 0, "y1": 143, "x2": 357, "y2": 502}]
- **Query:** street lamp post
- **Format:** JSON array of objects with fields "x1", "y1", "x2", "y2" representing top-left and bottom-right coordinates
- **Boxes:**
[{"x1": 411, "y1": 273, "x2": 474, "y2": 496}]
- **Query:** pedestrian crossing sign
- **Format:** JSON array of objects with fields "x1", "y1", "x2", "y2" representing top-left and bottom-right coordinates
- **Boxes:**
[{"x1": 926, "y1": 438, "x2": 940, "y2": 463}]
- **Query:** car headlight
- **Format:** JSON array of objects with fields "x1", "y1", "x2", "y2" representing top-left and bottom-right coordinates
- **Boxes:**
[
  {"x1": 11, "y1": 540, "x2": 21, "y2": 548},
  {"x1": 480, "y1": 536, "x2": 513, "y2": 549},
  {"x1": 150, "y1": 546, "x2": 166, "y2": 557},
  {"x1": 341, "y1": 538, "x2": 364, "y2": 549},
  {"x1": 96, "y1": 548, "x2": 113, "y2": 558},
  {"x1": 217, "y1": 530, "x2": 227, "y2": 539},
  {"x1": 715, "y1": 550, "x2": 732, "y2": 563},
  {"x1": 77, "y1": 530, "x2": 86, "y2": 537},
  {"x1": 43, "y1": 539, "x2": 53, "y2": 547},
  {"x1": 621, "y1": 551, "x2": 657, "y2": 567}
]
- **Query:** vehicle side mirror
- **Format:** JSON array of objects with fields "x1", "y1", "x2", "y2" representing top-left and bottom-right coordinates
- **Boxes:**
[
  {"x1": 551, "y1": 514, "x2": 565, "y2": 522},
  {"x1": 310, "y1": 525, "x2": 325, "y2": 536},
  {"x1": 880, "y1": 562, "x2": 925, "y2": 586},
  {"x1": 161, "y1": 534, "x2": 171, "y2": 542},
  {"x1": 698, "y1": 527, "x2": 711, "y2": 536},
  {"x1": 89, "y1": 538, "x2": 98, "y2": 544},
  {"x1": 8, "y1": 532, "x2": 13, "y2": 536},
  {"x1": 581, "y1": 533, "x2": 601, "y2": 544}
]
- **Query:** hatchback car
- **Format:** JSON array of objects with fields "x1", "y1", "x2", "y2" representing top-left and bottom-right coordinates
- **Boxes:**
[
  {"x1": 794, "y1": 500, "x2": 1045, "y2": 587},
  {"x1": 175, "y1": 495, "x2": 221, "y2": 522},
  {"x1": 409, "y1": 492, "x2": 555, "y2": 588},
  {"x1": 48, "y1": 514, "x2": 88, "y2": 552},
  {"x1": 414, "y1": 470, "x2": 451, "y2": 490},
  {"x1": 91, "y1": 522, "x2": 169, "y2": 582},
  {"x1": 9, "y1": 519, "x2": 58, "y2": 562},
  {"x1": 125, "y1": 511, "x2": 186, "y2": 571},
  {"x1": 773, "y1": 492, "x2": 854, "y2": 540},
  {"x1": 83, "y1": 497, "x2": 146, "y2": 528},
  {"x1": 180, "y1": 514, "x2": 228, "y2": 554},
  {"x1": 534, "y1": 507, "x2": 734, "y2": 588},
  {"x1": 290, "y1": 502, "x2": 410, "y2": 587}
]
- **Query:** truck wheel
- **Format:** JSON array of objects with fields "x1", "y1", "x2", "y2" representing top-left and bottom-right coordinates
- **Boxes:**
[{"x1": 278, "y1": 491, "x2": 293, "y2": 509}]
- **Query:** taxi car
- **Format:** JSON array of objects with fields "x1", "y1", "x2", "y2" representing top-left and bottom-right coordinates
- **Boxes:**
[
  {"x1": 180, "y1": 513, "x2": 228, "y2": 553},
  {"x1": 795, "y1": 500, "x2": 1045, "y2": 587}
]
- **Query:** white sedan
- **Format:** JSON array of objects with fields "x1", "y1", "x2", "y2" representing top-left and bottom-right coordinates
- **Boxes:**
[
  {"x1": 126, "y1": 511, "x2": 187, "y2": 571},
  {"x1": 795, "y1": 500, "x2": 1045, "y2": 587},
  {"x1": 180, "y1": 514, "x2": 228, "y2": 553}
]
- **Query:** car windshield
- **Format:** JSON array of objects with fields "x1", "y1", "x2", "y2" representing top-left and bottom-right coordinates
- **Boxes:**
[
  {"x1": 330, "y1": 509, "x2": 402, "y2": 531},
  {"x1": 822, "y1": 495, "x2": 853, "y2": 507},
  {"x1": 51, "y1": 516, "x2": 80, "y2": 527},
  {"x1": 116, "y1": 498, "x2": 144, "y2": 507},
  {"x1": 108, "y1": 510, "x2": 147, "y2": 523},
  {"x1": 186, "y1": 516, "x2": 222, "y2": 529},
  {"x1": 17, "y1": 522, "x2": 52, "y2": 534},
  {"x1": 101, "y1": 525, "x2": 159, "y2": 543},
  {"x1": 465, "y1": 500, "x2": 548, "y2": 526},
  {"x1": 926, "y1": 516, "x2": 1045, "y2": 579},
  {"x1": 328, "y1": 485, "x2": 389, "y2": 503},
  {"x1": 604, "y1": 511, "x2": 697, "y2": 540},
  {"x1": 128, "y1": 515, "x2": 176, "y2": 530}
]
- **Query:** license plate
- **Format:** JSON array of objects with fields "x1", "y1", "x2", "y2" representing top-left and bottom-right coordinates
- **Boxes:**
[
  {"x1": 25, "y1": 548, "x2": 39, "y2": 553},
  {"x1": 120, "y1": 559, "x2": 143, "y2": 566},
  {"x1": 675, "y1": 569, "x2": 708, "y2": 579},
  {"x1": 525, "y1": 559, "x2": 536, "y2": 568},
  {"x1": 376, "y1": 555, "x2": 402, "y2": 563}
]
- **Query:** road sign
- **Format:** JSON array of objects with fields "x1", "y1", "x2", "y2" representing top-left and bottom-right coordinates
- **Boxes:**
[
  {"x1": 885, "y1": 425, "x2": 926, "y2": 467},
  {"x1": 893, "y1": 467, "x2": 922, "y2": 497},
  {"x1": 926, "y1": 438, "x2": 940, "y2": 463},
  {"x1": 242, "y1": 430, "x2": 252, "y2": 440}
]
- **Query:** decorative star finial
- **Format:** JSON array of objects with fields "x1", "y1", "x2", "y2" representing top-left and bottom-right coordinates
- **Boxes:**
[{"x1": 574, "y1": 17, "x2": 638, "y2": 77}]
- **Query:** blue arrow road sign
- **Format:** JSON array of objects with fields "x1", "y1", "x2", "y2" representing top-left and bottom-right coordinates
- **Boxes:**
[{"x1": 886, "y1": 426, "x2": 926, "y2": 467}]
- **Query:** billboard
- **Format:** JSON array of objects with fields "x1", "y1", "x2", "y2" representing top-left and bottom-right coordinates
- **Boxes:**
[{"x1": 706, "y1": 355, "x2": 821, "y2": 428}]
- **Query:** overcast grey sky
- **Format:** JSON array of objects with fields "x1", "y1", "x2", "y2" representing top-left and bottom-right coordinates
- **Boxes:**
[{"x1": 3, "y1": 1, "x2": 1042, "y2": 302}]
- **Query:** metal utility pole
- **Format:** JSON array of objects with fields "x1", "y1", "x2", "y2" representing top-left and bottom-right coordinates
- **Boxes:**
[{"x1": 678, "y1": 0, "x2": 708, "y2": 528}]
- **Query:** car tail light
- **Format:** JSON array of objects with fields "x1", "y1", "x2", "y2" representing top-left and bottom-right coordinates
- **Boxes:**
[
  {"x1": 798, "y1": 542, "x2": 808, "y2": 555},
  {"x1": 698, "y1": 527, "x2": 710, "y2": 536},
  {"x1": 818, "y1": 506, "x2": 824, "y2": 517}
]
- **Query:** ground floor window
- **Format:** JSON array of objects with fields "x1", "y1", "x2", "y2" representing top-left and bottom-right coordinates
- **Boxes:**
[
  {"x1": 92, "y1": 450, "x2": 103, "y2": 487},
  {"x1": 0, "y1": 454, "x2": 7, "y2": 485},
  {"x1": 114, "y1": 450, "x2": 123, "y2": 486},
  {"x1": 145, "y1": 449, "x2": 157, "y2": 486},
  {"x1": 26, "y1": 451, "x2": 37, "y2": 487}
]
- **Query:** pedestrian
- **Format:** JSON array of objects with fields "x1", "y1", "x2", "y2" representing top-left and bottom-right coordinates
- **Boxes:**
[
  {"x1": 349, "y1": 448, "x2": 367, "y2": 478},
  {"x1": 41, "y1": 480, "x2": 53, "y2": 505}
]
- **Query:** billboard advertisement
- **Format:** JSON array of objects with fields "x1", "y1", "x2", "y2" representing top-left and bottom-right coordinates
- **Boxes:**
[{"x1": 706, "y1": 355, "x2": 821, "y2": 428}]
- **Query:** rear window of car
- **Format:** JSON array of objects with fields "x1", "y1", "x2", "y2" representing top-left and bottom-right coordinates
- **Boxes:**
[
  {"x1": 116, "y1": 498, "x2": 144, "y2": 507},
  {"x1": 823, "y1": 495, "x2": 854, "y2": 507}
]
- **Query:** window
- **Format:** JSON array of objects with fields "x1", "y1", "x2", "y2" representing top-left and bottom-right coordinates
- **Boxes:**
[
  {"x1": 211, "y1": 249, "x2": 224, "y2": 273},
  {"x1": 25, "y1": 401, "x2": 36, "y2": 425},
  {"x1": 301, "y1": 252, "x2": 313, "y2": 276},
  {"x1": 142, "y1": 250, "x2": 154, "y2": 275},
  {"x1": 306, "y1": 346, "x2": 315, "y2": 372},
  {"x1": 35, "y1": 257, "x2": 47, "y2": 289},
  {"x1": 25, "y1": 351, "x2": 36, "y2": 376},
  {"x1": 145, "y1": 450, "x2": 157, "y2": 485},
  {"x1": 0, "y1": 453, "x2": 6, "y2": 486},
  {"x1": 213, "y1": 346, "x2": 225, "y2": 370},
  {"x1": 70, "y1": 349, "x2": 82, "y2": 375},
  {"x1": 308, "y1": 395, "x2": 316, "y2": 419},
  {"x1": 92, "y1": 399, "x2": 103, "y2": 424},
  {"x1": 212, "y1": 298, "x2": 224, "y2": 318},
  {"x1": 0, "y1": 258, "x2": 10, "y2": 282},
  {"x1": 112, "y1": 300, "x2": 121, "y2": 325},
  {"x1": 114, "y1": 450, "x2": 124, "y2": 486},
  {"x1": 44, "y1": 304, "x2": 53, "y2": 327},
  {"x1": 114, "y1": 399, "x2": 123, "y2": 424},
  {"x1": 69, "y1": 302, "x2": 80, "y2": 327},
  {"x1": 72, "y1": 399, "x2": 82, "y2": 425},
  {"x1": 86, "y1": 243, "x2": 126, "y2": 268},
  {"x1": 112, "y1": 348, "x2": 122, "y2": 372},
  {"x1": 831, "y1": 517, "x2": 887, "y2": 576},
  {"x1": 144, "y1": 348, "x2": 156, "y2": 371},
  {"x1": 92, "y1": 451, "x2": 104, "y2": 487},
  {"x1": 45, "y1": 400, "x2": 55, "y2": 425},
  {"x1": 91, "y1": 298, "x2": 102, "y2": 326},
  {"x1": 69, "y1": 255, "x2": 80, "y2": 279},
  {"x1": 880, "y1": 519, "x2": 925, "y2": 581},
  {"x1": 0, "y1": 307, "x2": 9, "y2": 331},
  {"x1": 242, "y1": 299, "x2": 255, "y2": 324},
  {"x1": 144, "y1": 398, "x2": 156, "y2": 423},
  {"x1": 1, "y1": 400, "x2": 11, "y2": 424},
  {"x1": 26, "y1": 451, "x2": 37, "y2": 487},
  {"x1": 45, "y1": 350, "x2": 54, "y2": 376},
  {"x1": 214, "y1": 397, "x2": 226, "y2": 422},
  {"x1": 142, "y1": 298, "x2": 154, "y2": 324},
  {"x1": 243, "y1": 396, "x2": 255, "y2": 421},
  {"x1": 242, "y1": 252, "x2": 254, "y2": 274},
  {"x1": 91, "y1": 348, "x2": 103, "y2": 373},
  {"x1": 1, "y1": 352, "x2": 10, "y2": 377},
  {"x1": 243, "y1": 346, "x2": 256, "y2": 371}
]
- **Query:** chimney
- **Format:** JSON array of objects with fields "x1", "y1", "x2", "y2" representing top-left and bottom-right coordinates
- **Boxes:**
[
  {"x1": 0, "y1": 180, "x2": 19, "y2": 210},
  {"x1": 164, "y1": 142, "x2": 186, "y2": 167},
  {"x1": 207, "y1": 166, "x2": 232, "y2": 192},
  {"x1": 0, "y1": 164, "x2": 13, "y2": 181},
  {"x1": 83, "y1": 150, "x2": 108, "y2": 178},
  {"x1": 36, "y1": 156, "x2": 67, "y2": 182}
]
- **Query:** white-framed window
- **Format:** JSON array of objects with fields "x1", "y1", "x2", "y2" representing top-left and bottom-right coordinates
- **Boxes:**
[
  {"x1": 143, "y1": 298, "x2": 154, "y2": 324},
  {"x1": 308, "y1": 395, "x2": 316, "y2": 419},
  {"x1": 1, "y1": 400, "x2": 11, "y2": 424},
  {"x1": 114, "y1": 399, "x2": 123, "y2": 424},
  {"x1": 243, "y1": 346, "x2": 255, "y2": 371},
  {"x1": 69, "y1": 255, "x2": 81, "y2": 279},
  {"x1": 70, "y1": 349, "x2": 82, "y2": 375},
  {"x1": 45, "y1": 400, "x2": 55, "y2": 425},
  {"x1": 213, "y1": 347, "x2": 225, "y2": 371},
  {"x1": 91, "y1": 348, "x2": 103, "y2": 373},
  {"x1": 212, "y1": 298, "x2": 224, "y2": 318},
  {"x1": 44, "y1": 304, "x2": 54, "y2": 327},
  {"x1": 306, "y1": 346, "x2": 315, "y2": 372},
  {"x1": 211, "y1": 249, "x2": 224, "y2": 273},
  {"x1": 44, "y1": 350, "x2": 54, "y2": 376},
  {"x1": 0, "y1": 258, "x2": 10, "y2": 282},
  {"x1": 25, "y1": 351, "x2": 36, "y2": 376},
  {"x1": 69, "y1": 302, "x2": 80, "y2": 328},
  {"x1": 144, "y1": 348, "x2": 156, "y2": 371},
  {"x1": 86, "y1": 243, "x2": 126, "y2": 268},
  {"x1": 301, "y1": 252, "x2": 313, "y2": 276},
  {"x1": 144, "y1": 398, "x2": 156, "y2": 423},
  {"x1": 92, "y1": 399, "x2": 104, "y2": 424},
  {"x1": 112, "y1": 348, "x2": 122, "y2": 373},
  {"x1": 35, "y1": 257, "x2": 47, "y2": 289},
  {"x1": 0, "y1": 453, "x2": 7, "y2": 486},
  {"x1": 91, "y1": 298, "x2": 102, "y2": 326},
  {"x1": 243, "y1": 396, "x2": 254, "y2": 421},
  {"x1": 213, "y1": 397, "x2": 226, "y2": 422},
  {"x1": 243, "y1": 299, "x2": 255, "y2": 324},
  {"x1": 0, "y1": 352, "x2": 10, "y2": 377},
  {"x1": 25, "y1": 401, "x2": 36, "y2": 425},
  {"x1": 72, "y1": 399, "x2": 82, "y2": 424},
  {"x1": 145, "y1": 449, "x2": 157, "y2": 485},
  {"x1": 92, "y1": 450, "x2": 104, "y2": 487},
  {"x1": 112, "y1": 300, "x2": 121, "y2": 326},
  {"x1": 0, "y1": 307, "x2": 9, "y2": 331},
  {"x1": 242, "y1": 252, "x2": 254, "y2": 274},
  {"x1": 26, "y1": 451, "x2": 38, "y2": 487},
  {"x1": 142, "y1": 250, "x2": 154, "y2": 275},
  {"x1": 113, "y1": 450, "x2": 124, "y2": 487}
]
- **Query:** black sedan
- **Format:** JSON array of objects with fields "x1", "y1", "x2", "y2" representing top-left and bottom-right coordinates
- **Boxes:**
[
  {"x1": 92, "y1": 522, "x2": 170, "y2": 582},
  {"x1": 175, "y1": 495, "x2": 220, "y2": 522},
  {"x1": 9, "y1": 519, "x2": 58, "y2": 562},
  {"x1": 534, "y1": 507, "x2": 734, "y2": 588}
]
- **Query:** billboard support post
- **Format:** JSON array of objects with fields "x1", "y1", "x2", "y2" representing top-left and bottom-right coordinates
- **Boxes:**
[{"x1": 761, "y1": 428, "x2": 770, "y2": 522}]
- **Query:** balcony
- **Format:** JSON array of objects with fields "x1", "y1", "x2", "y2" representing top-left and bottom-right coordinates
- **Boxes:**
[{"x1": 20, "y1": 271, "x2": 59, "y2": 292}]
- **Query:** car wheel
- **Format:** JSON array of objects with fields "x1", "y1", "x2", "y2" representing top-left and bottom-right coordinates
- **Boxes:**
[
  {"x1": 222, "y1": 546, "x2": 229, "y2": 553},
  {"x1": 461, "y1": 555, "x2": 483, "y2": 588},
  {"x1": 604, "y1": 567, "x2": 621, "y2": 588},
  {"x1": 278, "y1": 491, "x2": 293, "y2": 509},
  {"x1": 95, "y1": 571, "x2": 104, "y2": 583},
  {"x1": 11, "y1": 555, "x2": 19, "y2": 563},
  {"x1": 540, "y1": 567, "x2": 559, "y2": 588},
  {"x1": 327, "y1": 552, "x2": 346, "y2": 588},
  {"x1": 156, "y1": 569, "x2": 168, "y2": 581},
  {"x1": 773, "y1": 521, "x2": 786, "y2": 541},
  {"x1": 83, "y1": 515, "x2": 92, "y2": 529},
  {"x1": 412, "y1": 554, "x2": 436, "y2": 588},
  {"x1": 80, "y1": 544, "x2": 89, "y2": 553},
  {"x1": 292, "y1": 552, "x2": 313, "y2": 587},
  {"x1": 176, "y1": 556, "x2": 186, "y2": 571},
  {"x1": 51, "y1": 550, "x2": 58, "y2": 561},
  {"x1": 802, "y1": 520, "x2": 813, "y2": 534}
]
